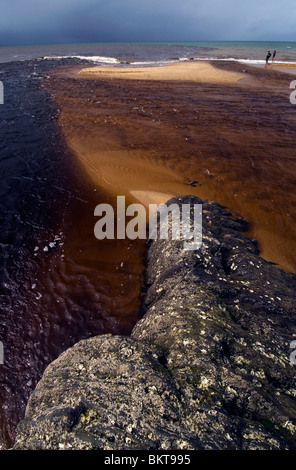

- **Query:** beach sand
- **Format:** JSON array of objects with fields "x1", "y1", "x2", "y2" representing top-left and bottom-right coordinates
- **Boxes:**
[
  {"x1": 46, "y1": 61, "x2": 296, "y2": 273},
  {"x1": 270, "y1": 62, "x2": 296, "y2": 68},
  {"x1": 268, "y1": 62, "x2": 296, "y2": 76},
  {"x1": 78, "y1": 61, "x2": 244, "y2": 83}
]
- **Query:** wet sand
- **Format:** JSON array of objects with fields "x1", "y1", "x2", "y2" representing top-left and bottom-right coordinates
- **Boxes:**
[
  {"x1": 46, "y1": 61, "x2": 296, "y2": 273},
  {"x1": 78, "y1": 61, "x2": 244, "y2": 83},
  {"x1": 270, "y1": 62, "x2": 296, "y2": 69}
]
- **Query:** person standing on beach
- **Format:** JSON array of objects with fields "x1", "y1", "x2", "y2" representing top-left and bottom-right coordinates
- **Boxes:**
[
  {"x1": 266, "y1": 51, "x2": 272, "y2": 65},
  {"x1": 272, "y1": 50, "x2": 277, "y2": 63}
]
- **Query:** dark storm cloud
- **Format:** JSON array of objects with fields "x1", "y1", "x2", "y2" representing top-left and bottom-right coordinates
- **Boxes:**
[{"x1": 0, "y1": 0, "x2": 295, "y2": 45}]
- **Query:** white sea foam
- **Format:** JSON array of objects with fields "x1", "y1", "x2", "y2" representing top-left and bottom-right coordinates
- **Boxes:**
[
  {"x1": 189, "y1": 57, "x2": 296, "y2": 65},
  {"x1": 43, "y1": 55, "x2": 120, "y2": 64},
  {"x1": 190, "y1": 57, "x2": 265, "y2": 64},
  {"x1": 31, "y1": 53, "x2": 296, "y2": 69},
  {"x1": 130, "y1": 59, "x2": 177, "y2": 66},
  {"x1": 239, "y1": 59, "x2": 296, "y2": 65}
]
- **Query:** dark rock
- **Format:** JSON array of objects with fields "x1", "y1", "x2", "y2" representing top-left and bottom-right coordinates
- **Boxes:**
[
  {"x1": 186, "y1": 180, "x2": 198, "y2": 187},
  {"x1": 13, "y1": 196, "x2": 296, "y2": 450},
  {"x1": 14, "y1": 335, "x2": 201, "y2": 450}
]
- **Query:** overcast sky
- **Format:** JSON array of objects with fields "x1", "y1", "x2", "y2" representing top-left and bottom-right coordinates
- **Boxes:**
[{"x1": 0, "y1": 0, "x2": 295, "y2": 45}]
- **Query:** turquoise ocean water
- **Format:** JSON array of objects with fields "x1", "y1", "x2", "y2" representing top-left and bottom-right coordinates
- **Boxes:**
[{"x1": 0, "y1": 40, "x2": 296, "y2": 65}]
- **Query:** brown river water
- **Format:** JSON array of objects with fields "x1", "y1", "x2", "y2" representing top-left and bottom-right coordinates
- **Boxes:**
[
  {"x1": 1, "y1": 60, "x2": 296, "y2": 448},
  {"x1": 49, "y1": 61, "x2": 296, "y2": 273}
]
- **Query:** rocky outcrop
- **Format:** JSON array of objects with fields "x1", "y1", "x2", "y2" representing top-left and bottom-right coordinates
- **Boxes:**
[{"x1": 13, "y1": 196, "x2": 296, "y2": 450}]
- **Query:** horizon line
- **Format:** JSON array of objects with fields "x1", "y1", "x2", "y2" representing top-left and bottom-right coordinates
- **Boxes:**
[{"x1": 1, "y1": 39, "x2": 296, "y2": 48}]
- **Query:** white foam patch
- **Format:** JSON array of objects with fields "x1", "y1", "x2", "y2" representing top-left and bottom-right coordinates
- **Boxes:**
[
  {"x1": 191, "y1": 57, "x2": 296, "y2": 65},
  {"x1": 43, "y1": 55, "x2": 120, "y2": 64}
]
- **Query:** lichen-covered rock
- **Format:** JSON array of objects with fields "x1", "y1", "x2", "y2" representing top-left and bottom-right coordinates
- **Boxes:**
[
  {"x1": 13, "y1": 196, "x2": 296, "y2": 450},
  {"x1": 14, "y1": 335, "x2": 201, "y2": 450}
]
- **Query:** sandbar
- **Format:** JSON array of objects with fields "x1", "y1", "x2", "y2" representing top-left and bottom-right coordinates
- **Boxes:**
[
  {"x1": 46, "y1": 61, "x2": 296, "y2": 273},
  {"x1": 78, "y1": 61, "x2": 244, "y2": 83}
]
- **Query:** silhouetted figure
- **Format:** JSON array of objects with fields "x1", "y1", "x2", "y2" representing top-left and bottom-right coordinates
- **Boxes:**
[
  {"x1": 266, "y1": 51, "x2": 272, "y2": 65},
  {"x1": 272, "y1": 50, "x2": 277, "y2": 63}
]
